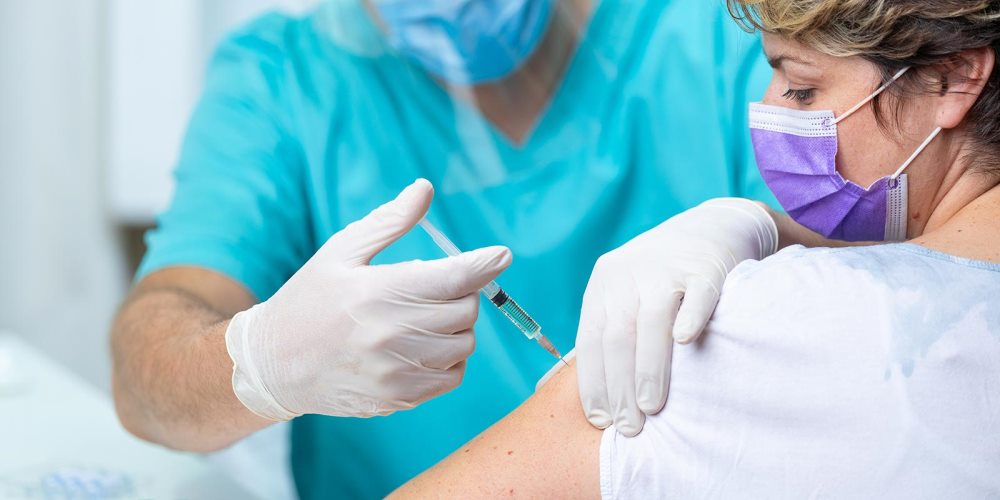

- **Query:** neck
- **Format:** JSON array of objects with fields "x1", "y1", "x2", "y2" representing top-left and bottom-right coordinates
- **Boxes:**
[
  {"x1": 462, "y1": 0, "x2": 593, "y2": 144},
  {"x1": 909, "y1": 128, "x2": 994, "y2": 236},
  {"x1": 912, "y1": 178, "x2": 1000, "y2": 264}
]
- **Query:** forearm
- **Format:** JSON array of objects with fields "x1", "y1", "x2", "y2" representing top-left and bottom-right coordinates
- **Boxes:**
[{"x1": 111, "y1": 287, "x2": 271, "y2": 452}]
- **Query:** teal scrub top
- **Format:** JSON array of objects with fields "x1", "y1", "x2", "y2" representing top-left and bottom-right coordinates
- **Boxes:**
[{"x1": 138, "y1": 0, "x2": 775, "y2": 497}]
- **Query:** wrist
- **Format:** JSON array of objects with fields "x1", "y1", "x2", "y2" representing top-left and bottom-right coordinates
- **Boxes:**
[{"x1": 225, "y1": 305, "x2": 299, "y2": 422}]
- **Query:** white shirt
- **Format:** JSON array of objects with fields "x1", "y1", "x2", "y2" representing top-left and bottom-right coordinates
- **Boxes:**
[{"x1": 600, "y1": 244, "x2": 1000, "y2": 499}]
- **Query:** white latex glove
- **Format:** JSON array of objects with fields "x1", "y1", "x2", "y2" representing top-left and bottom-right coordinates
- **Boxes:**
[
  {"x1": 576, "y1": 198, "x2": 778, "y2": 436},
  {"x1": 225, "y1": 179, "x2": 512, "y2": 421}
]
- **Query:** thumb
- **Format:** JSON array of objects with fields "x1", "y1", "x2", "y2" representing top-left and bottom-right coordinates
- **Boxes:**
[
  {"x1": 324, "y1": 179, "x2": 434, "y2": 266},
  {"x1": 396, "y1": 245, "x2": 513, "y2": 300}
]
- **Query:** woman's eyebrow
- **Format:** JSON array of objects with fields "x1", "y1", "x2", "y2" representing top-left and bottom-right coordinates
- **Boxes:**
[{"x1": 766, "y1": 54, "x2": 813, "y2": 69}]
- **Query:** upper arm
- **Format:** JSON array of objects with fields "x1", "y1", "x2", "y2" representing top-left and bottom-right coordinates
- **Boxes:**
[
  {"x1": 138, "y1": 16, "x2": 314, "y2": 302},
  {"x1": 391, "y1": 362, "x2": 602, "y2": 499},
  {"x1": 131, "y1": 266, "x2": 257, "y2": 316}
]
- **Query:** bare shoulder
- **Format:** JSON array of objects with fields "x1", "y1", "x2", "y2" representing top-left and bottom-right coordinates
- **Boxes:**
[{"x1": 391, "y1": 362, "x2": 602, "y2": 499}]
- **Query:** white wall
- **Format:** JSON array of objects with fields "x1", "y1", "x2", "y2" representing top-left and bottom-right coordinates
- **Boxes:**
[
  {"x1": 0, "y1": 0, "x2": 125, "y2": 392},
  {"x1": 108, "y1": 0, "x2": 315, "y2": 223},
  {"x1": 1, "y1": 2, "x2": 312, "y2": 498},
  {"x1": 0, "y1": 0, "x2": 316, "y2": 395}
]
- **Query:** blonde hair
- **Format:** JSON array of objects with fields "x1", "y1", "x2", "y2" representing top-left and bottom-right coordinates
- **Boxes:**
[{"x1": 728, "y1": 0, "x2": 1000, "y2": 174}]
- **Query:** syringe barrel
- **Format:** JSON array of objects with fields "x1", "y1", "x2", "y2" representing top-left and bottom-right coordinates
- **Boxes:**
[
  {"x1": 418, "y1": 219, "x2": 542, "y2": 341},
  {"x1": 489, "y1": 288, "x2": 541, "y2": 339}
]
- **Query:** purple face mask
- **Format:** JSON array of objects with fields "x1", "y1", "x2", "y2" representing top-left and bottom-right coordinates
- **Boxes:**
[{"x1": 749, "y1": 67, "x2": 942, "y2": 242}]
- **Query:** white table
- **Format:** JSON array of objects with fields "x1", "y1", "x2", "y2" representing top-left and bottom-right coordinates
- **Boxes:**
[{"x1": 0, "y1": 333, "x2": 253, "y2": 499}]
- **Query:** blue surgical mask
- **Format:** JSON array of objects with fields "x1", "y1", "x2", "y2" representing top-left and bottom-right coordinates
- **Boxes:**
[{"x1": 372, "y1": 0, "x2": 555, "y2": 85}]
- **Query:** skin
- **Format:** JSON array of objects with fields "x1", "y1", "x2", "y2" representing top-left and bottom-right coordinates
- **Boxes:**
[
  {"x1": 111, "y1": 267, "x2": 269, "y2": 451},
  {"x1": 390, "y1": 38, "x2": 1000, "y2": 497},
  {"x1": 390, "y1": 359, "x2": 601, "y2": 499}
]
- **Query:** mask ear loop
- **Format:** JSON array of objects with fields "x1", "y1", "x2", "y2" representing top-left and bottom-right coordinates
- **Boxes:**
[
  {"x1": 887, "y1": 127, "x2": 943, "y2": 188},
  {"x1": 831, "y1": 66, "x2": 911, "y2": 125},
  {"x1": 827, "y1": 66, "x2": 938, "y2": 188}
]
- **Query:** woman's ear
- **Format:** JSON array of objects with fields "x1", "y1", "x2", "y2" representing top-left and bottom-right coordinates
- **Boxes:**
[{"x1": 935, "y1": 46, "x2": 996, "y2": 130}]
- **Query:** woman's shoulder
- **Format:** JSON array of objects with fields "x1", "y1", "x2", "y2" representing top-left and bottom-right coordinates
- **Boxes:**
[
  {"x1": 737, "y1": 243, "x2": 1000, "y2": 278},
  {"x1": 723, "y1": 243, "x2": 1000, "y2": 313}
]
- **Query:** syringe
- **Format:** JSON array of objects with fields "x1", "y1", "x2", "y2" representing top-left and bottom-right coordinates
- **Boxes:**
[{"x1": 418, "y1": 219, "x2": 568, "y2": 366}]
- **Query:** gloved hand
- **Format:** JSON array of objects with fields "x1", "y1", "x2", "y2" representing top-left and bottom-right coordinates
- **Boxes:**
[
  {"x1": 225, "y1": 179, "x2": 512, "y2": 421},
  {"x1": 576, "y1": 198, "x2": 778, "y2": 436}
]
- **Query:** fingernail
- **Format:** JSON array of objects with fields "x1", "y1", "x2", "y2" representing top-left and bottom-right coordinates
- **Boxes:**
[
  {"x1": 587, "y1": 411, "x2": 612, "y2": 429},
  {"x1": 636, "y1": 380, "x2": 659, "y2": 413},
  {"x1": 478, "y1": 246, "x2": 512, "y2": 268},
  {"x1": 616, "y1": 418, "x2": 643, "y2": 437},
  {"x1": 638, "y1": 396, "x2": 665, "y2": 415},
  {"x1": 673, "y1": 320, "x2": 696, "y2": 344},
  {"x1": 400, "y1": 178, "x2": 432, "y2": 202},
  {"x1": 495, "y1": 246, "x2": 512, "y2": 265}
]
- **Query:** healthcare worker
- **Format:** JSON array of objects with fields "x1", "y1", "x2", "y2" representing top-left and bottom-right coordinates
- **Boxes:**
[{"x1": 110, "y1": 0, "x2": 775, "y2": 497}]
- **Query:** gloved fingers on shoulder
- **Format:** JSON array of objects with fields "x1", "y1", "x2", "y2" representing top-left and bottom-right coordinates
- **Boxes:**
[
  {"x1": 577, "y1": 372, "x2": 612, "y2": 430},
  {"x1": 634, "y1": 291, "x2": 681, "y2": 415},
  {"x1": 576, "y1": 342, "x2": 612, "y2": 429},
  {"x1": 672, "y1": 278, "x2": 721, "y2": 344},
  {"x1": 605, "y1": 363, "x2": 644, "y2": 437},
  {"x1": 576, "y1": 283, "x2": 612, "y2": 429},
  {"x1": 612, "y1": 402, "x2": 645, "y2": 438},
  {"x1": 601, "y1": 300, "x2": 642, "y2": 436},
  {"x1": 599, "y1": 286, "x2": 639, "y2": 361}
]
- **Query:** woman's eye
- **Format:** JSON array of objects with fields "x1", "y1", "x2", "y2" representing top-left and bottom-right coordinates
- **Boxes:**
[{"x1": 781, "y1": 87, "x2": 815, "y2": 104}]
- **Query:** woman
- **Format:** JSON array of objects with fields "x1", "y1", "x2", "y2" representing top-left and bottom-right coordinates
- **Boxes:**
[{"x1": 389, "y1": 0, "x2": 1000, "y2": 497}]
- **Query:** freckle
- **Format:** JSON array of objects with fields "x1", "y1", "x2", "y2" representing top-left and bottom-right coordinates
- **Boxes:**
[
  {"x1": 509, "y1": 489, "x2": 515, "y2": 495},
  {"x1": 507, "y1": 450, "x2": 513, "y2": 455},
  {"x1": 549, "y1": 413, "x2": 554, "y2": 418},
  {"x1": 464, "y1": 448, "x2": 470, "y2": 453}
]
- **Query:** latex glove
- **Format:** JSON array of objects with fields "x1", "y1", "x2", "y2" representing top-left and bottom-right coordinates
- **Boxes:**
[
  {"x1": 576, "y1": 198, "x2": 778, "y2": 436},
  {"x1": 225, "y1": 179, "x2": 512, "y2": 421}
]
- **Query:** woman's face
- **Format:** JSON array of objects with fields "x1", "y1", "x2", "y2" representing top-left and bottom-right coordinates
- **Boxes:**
[{"x1": 760, "y1": 34, "x2": 944, "y2": 207}]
